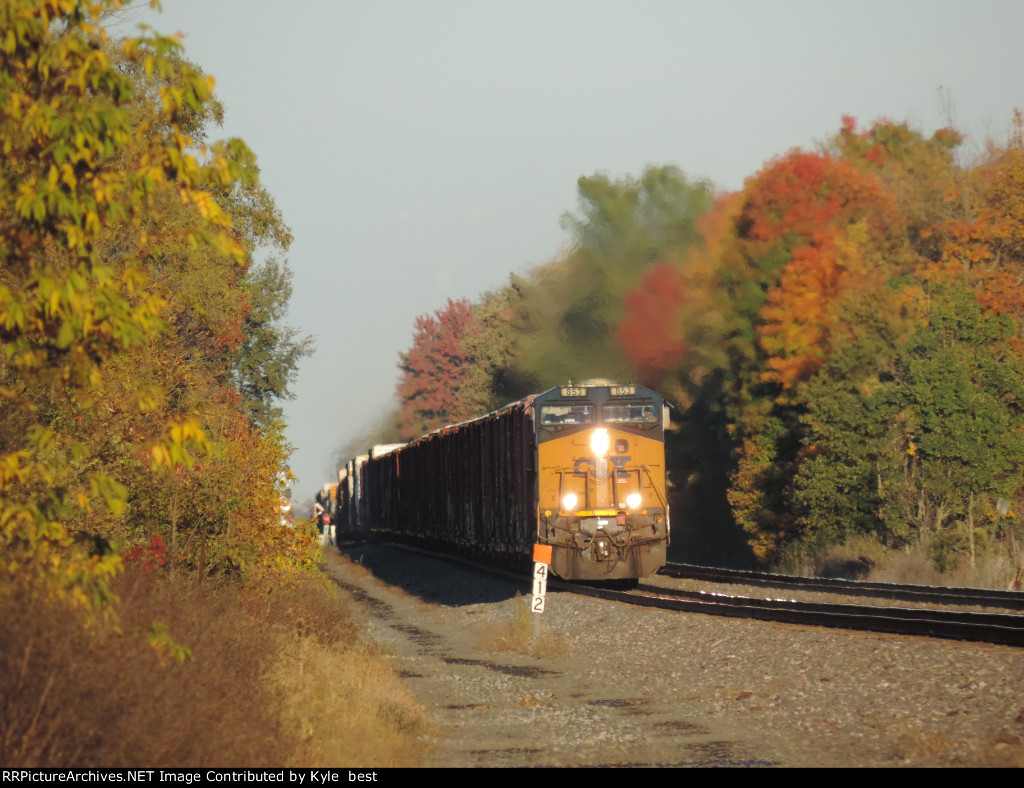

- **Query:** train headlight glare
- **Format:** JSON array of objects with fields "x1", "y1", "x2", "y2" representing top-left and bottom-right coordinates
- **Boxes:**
[
  {"x1": 626, "y1": 493, "x2": 642, "y2": 509},
  {"x1": 562, "y1": 493, "x2": 578, "y2": 511},
  {"x1": 590, "y1": 428, "x2": 610, "y2": 457}
]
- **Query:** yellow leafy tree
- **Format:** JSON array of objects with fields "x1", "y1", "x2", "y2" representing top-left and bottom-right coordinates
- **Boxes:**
[{"x1": 0, "y1": 0, "x2": 255, "y2": 603}]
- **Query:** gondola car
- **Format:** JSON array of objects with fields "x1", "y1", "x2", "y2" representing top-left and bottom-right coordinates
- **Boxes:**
[{"x1": 343, "y1": 381, "x2": 670, "y2": 581}]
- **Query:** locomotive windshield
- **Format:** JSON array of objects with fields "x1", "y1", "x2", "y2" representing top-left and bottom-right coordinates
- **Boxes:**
[
  {"x1": 540, "y1": 403, "x2": 596, "y2": 426},
  {"x1": 602, "y1": 402, "x2": 659, "y2": 426}
]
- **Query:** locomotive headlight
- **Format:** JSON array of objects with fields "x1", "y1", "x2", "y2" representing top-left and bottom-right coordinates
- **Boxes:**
[
  {"x1": 590, "y1": 428, "x2": 610, "y2": 457},
  {"x1": 562, "y1": 492, "x2": 578, "y2": 511},
  {"x1": 626, "y1": 493, "x2": 642, "y2": 509}
]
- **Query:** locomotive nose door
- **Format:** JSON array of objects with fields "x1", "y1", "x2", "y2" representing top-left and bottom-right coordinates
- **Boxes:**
[
  {"x1": 589, "y1": 427, "x2": 612, "y2": 509},
  {"x1": 571, "y1": 428, "x2": 614, "y2": 509}
]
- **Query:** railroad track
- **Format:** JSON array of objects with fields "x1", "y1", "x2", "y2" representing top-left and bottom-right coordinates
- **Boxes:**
[
  {"x1": 659, "y1": 561, "x2": 1024, "y2": 611},
  {"x1": 564, "y1": 564, "x2": 1024, "y2": 648},
  {"x1": 356, "y1": 542, "x2": 1024, "y2": 647}
]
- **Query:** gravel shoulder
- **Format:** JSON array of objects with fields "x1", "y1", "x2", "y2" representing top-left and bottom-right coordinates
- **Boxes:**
[{"x1": 322, "y1": 544, "x2": 1024, "y2": 768}]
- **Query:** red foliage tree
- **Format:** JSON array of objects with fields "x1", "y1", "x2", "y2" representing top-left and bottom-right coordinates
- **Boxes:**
[
  {"x1": 618, "y1": 262, "x2": 690, "y2": 382},
  {"x1": 396, "y1": 298, "x2": 481, "y2": 439},
  {"x1": 123, "y1": 535, "x2": 168, "y2": 576}
]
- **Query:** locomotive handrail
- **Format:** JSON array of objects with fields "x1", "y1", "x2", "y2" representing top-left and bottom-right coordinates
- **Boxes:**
[{"x1": 640, "y1": 465, "x2": 669, "y2": 509}]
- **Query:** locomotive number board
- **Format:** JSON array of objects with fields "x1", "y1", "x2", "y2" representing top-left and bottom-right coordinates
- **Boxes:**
[{"x1": 559, "y1": 385, "x2": 638, "y2": 397}]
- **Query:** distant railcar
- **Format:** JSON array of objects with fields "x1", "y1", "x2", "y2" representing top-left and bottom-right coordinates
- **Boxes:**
[
  {"x1": 315, "y1": 482, "x2": 338, "y2": 535},
  {"x1": 340, "y1": 381, "x2": 670, "y2": 581}
]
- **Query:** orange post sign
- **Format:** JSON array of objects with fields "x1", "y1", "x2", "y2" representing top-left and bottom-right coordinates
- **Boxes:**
[{"x1": 533, "y1": 543, "x2": 552, "y2": 565}]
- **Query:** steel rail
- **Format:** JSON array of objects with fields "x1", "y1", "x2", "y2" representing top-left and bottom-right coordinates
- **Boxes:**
[
  {"x1": 355, "y1": 543, "x2": 1024, "y2": 646},
  {"x1": 566, "y1": 582, "x2": 1024, "y2": 647},
  {"x1": 660, "y1": 562, "x2": 1024, "y2": 611}
]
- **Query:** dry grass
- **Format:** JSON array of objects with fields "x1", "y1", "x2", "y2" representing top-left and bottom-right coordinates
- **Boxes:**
[
  {"x1": 0, "y1": 567, "x2": 433, "y2": 768},
  {"x1": 269, "y1": 633, "x2": 433, "y2": 767},
  {"x1": 871, "y1": 541, "x2": 1024, "y2": 590},
  {"x1": 325, "y1": 550, "x2": 378, "y2": 583},
  {"x1": 324, "y1": 551, "x2": 436, "y2": 611},
  {"x1": 790, "y1": 534, "x2": 1024, "y2": 590},
  {"x1": 475, "y1": 593, "x2": 571, "y2": 658},
  {"x1": 883, "y1": 722, "x2": 1024, "y2": 767}
]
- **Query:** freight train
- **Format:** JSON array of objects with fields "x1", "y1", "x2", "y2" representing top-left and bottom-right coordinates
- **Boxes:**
[{"x1": 334, "y1": 381, "x2": 670, "y2": 581}]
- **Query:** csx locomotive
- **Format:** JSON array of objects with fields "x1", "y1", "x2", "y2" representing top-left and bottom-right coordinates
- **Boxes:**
[{"x1": 335, "y1": 381, "x2": 670, "y2": 581}]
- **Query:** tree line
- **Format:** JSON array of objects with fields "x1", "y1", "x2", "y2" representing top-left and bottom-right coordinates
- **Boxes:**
[
  {"x1": 387, "y1": 114, "x2": 1024, "y2": 578},
  {"x1": 1, "y1": 0, "x2": 314, "y2": 604}
]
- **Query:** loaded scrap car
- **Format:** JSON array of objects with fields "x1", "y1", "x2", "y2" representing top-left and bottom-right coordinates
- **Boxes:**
[{"x1": 337, "y1": 381, "x2": 671, "y2": 581}]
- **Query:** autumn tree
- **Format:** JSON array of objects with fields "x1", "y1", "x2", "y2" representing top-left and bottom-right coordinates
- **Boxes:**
[
  {"x1": 0, "y1": 0, "x2": 315, "y2": 597},
  {"x1": 396, "y1": 298, "x2": 480, "y2": 439},
  {"x1": 500, "y1": 166, "x2": 713, "y2": 389},
  {"x1": 793, "y1": 282, "x2": 1024, "y2": 570},
  {"x1": 617, "y1": 261, "x2": 690, "y2": 382},
  {"x1": 913, "y1": 114, "x2": 1024, "y2": 357},
  {"x1": 831, "y1": 115, "x2": 969, "y2": 263},
  {"x1": 1, "y1": 0, "x2": 216, "y2": 599},
  {"x1": 458, "y1": 278, "x2": 526, "y2": 410},
  {"x1": 719, "y1": 146, "x2": 916, "y2": 560},
  {"x1": 723, "y1": 115, "x2": 1024, "y2": 568}
]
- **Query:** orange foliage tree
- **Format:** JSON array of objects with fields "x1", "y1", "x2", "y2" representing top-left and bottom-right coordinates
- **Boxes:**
[
  {"x1": 735, "y1": 151, "x2": 904, "y2": 390},
  {"x1": 922, "y1": 121, "x2": 1024, "y2": 354},
  {"x1": 718, "y1": 145, "x2": 916, "y2": 557},
  {"x1": 725, "y1": 115, "x2": 1024, "y2": 565}
]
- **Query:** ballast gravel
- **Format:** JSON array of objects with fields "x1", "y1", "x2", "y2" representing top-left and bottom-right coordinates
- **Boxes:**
[{"x1": 323, "y1": 545, "x2": 1024, "y2": 768}]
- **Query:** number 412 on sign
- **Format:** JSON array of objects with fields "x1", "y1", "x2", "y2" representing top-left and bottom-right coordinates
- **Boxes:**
[{"x1": 532, "y1": 561, "x2": 547, "y2": 613}]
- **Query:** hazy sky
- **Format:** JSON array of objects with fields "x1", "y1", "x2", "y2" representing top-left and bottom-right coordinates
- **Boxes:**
[{"x1": 121, "y1": 0, "x2": 1024, "y2": 504}]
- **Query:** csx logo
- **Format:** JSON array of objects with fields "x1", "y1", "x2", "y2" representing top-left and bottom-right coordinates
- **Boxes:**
[{"x1": 573, "y1": 455, "x2": 631, "y2": 481}]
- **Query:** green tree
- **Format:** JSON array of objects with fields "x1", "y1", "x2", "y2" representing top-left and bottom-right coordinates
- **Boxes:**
[
  {"x1": 793, "y1": 282, "x2": 1024, "y2": 569},
  {"x1": 879, "y1": 284, "x2": 1024, "y2": 548},
  {"x1": 459, "y1": 278, "x2": 526, "y2": 410},
  {"x1": 503, "y1": 165, "x2": 713, "y2": 388},
  {"x1": 234, "y1": 257, "x2": 314, "y2": 430}
]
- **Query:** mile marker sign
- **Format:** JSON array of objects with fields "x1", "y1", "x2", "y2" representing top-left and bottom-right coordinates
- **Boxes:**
[{"x1": 532, "y1": 543, "x2": 552, "y2": 614}]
